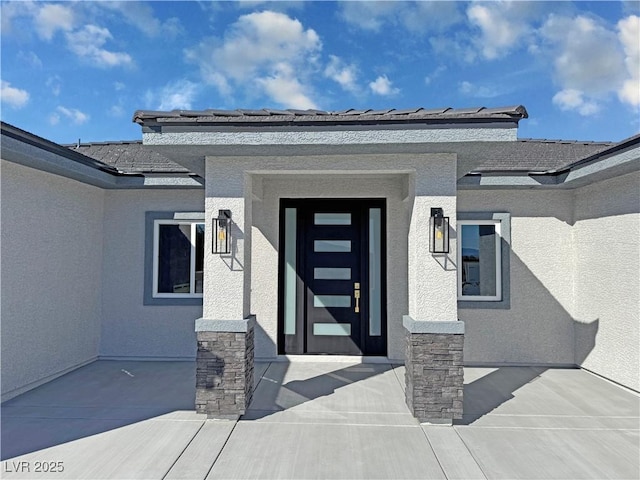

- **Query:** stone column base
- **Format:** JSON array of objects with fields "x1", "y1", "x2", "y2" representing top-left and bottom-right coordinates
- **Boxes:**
[
  {"x1": 195, "y1": 317, "x2": 255, "y2": 418},
  {"x1": 403, "y1": 316, "x2": 464, "y2": 424}
]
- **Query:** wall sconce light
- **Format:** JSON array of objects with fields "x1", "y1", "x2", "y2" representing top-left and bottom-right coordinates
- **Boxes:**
[
  {"x1": 213, "y1": 209, "x2": 231, "y2": 254},
  {"x1": 429, "y1": 207, "x2": 450, "y2": 254}
]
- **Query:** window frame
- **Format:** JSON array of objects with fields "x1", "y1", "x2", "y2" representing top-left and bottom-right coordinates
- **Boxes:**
[
  {"x1": 144, "y1": 212, "x2": 205, "y2": 306},
  {"x1": 152, "y1": 220, "x2": 204, "y2": 299},
  {"x1": 457, "y1": 212, "x2": 511, "y2": 309}
]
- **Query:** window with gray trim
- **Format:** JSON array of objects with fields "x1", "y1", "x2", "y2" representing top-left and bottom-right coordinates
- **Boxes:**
[
  {"x1": 144, "y1": 212, "x2": 205, "y2": 306},
  {"x1": 457, "y1": 212, "x2": 511, "y2": 309}
]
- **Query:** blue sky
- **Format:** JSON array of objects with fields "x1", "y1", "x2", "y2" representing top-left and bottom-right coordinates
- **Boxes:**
[{"x1": 1, "y1": 1, "x2": 639, "y2": 144}]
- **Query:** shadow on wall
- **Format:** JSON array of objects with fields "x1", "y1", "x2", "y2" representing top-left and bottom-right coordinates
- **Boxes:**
[{"x1": 219, "y1": 221, "x2": 244, "y2": 271}]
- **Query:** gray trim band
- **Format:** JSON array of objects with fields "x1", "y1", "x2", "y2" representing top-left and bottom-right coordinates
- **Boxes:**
[{"x1": 403, "y1": 316, "x2": 465, "y2": 334}]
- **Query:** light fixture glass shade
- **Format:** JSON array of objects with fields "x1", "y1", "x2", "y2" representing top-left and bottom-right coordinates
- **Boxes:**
[
  {"x1": 429, "y1": 208, "x2": 450, "y2": 254},
  {"x1": 213, "y1": 209, "x2": 231, "y2": 254}
]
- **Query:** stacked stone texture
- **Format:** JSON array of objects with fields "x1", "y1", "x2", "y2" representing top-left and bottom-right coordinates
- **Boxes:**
[
  {"x1": 405, "y1": 332, "x2": 464, "y2": 422},
  {"x1": 196, "y1": 328, "x2": 254, "y2": 417}
]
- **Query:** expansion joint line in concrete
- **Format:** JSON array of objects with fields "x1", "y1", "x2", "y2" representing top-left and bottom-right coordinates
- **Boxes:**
[
  {"x1": 204, "y1": 420, "x2": 239, "y2": 479},
  {"x1": 161, "y1": 420, "x2": 207, "y2": 480},
  {"x1": 454, "y1": 426, "x2": 489, "y2": 480}
]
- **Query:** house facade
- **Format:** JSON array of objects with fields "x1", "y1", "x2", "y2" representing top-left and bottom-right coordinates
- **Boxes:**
[{"x1": 2, "y1": 106, "x2": 638, "y2": 423}]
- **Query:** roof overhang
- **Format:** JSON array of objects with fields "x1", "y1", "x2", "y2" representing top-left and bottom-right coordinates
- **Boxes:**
[
  {"x1": 1, "y1": 122, "x2": 203, "y2": 189},
  {"x1": 459, "y1": 137, "x2": 640, "y2": 189}
]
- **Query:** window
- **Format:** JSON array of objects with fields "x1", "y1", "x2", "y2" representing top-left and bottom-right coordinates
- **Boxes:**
[
  {"x1": 458, "y1": 219, "x2": 502, "y2": 301},
  {"x1": 457, "y1": 212, "x2": 510, "y2": 308},
  {"x1": 144, "y1": 212, "x2": 205, "y2": 306},
  {"x1": 153, "y1": 220, "x2": 204, "y2": 297}
]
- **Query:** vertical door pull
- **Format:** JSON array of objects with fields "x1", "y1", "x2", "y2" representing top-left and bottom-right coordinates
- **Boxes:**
[{"x1": 354, "y1": 283, "x2": 361, "y2": 313}]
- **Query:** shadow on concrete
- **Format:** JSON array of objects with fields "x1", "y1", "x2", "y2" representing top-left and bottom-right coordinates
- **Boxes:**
[
  {"x1": 244, "y1": 361, "x2": 397, "y2": 420},
  {"x1": 1, "y1": 360, "x2": 197, "y2": 460},
  {"x1": 459, "y1": 366, "x2": 547, "y2": 425}
]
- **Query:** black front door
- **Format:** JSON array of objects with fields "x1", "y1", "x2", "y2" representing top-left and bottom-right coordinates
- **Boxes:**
[{"x1": 279, "y1": 199, "x2": 386, "y2": 355}]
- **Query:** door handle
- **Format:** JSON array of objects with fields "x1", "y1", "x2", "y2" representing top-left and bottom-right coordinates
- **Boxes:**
[{"x1": 354, "y1": 283, "x2": 360, "y2": 313}]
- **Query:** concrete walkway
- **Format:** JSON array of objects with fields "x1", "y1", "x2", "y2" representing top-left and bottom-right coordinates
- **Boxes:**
[{"x1": 2, "y1": 360, "x2": 638, "y2": 479}]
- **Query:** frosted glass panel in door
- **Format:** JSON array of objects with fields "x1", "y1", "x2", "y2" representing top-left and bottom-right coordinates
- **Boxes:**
[
  {"x1": 314, "y1": 268, "x2": 351, "y2": 280},
  {"x1": 314, "y1": 213, "x2": 351, "y2": 225},
  {"x1": 314, "y1": 240, "x2": 351, "y2": 252}
]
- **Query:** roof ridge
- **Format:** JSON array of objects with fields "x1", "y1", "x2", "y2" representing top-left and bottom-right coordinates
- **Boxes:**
[
  {"x1": 64, "y1": 140, "x2": 143, "y2": 147},
  {"x1": 518, "y1": 138, "x2": 615, "y2": 145},
  {"x1": 132, "y1": 105, "x2": 529, "y2": 124}
]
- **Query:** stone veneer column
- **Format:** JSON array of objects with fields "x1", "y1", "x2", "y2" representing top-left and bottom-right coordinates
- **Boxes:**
[
  {"x1": 195, "y1": 317, "x2": 254, "y2": 418},
  {"x1": 403, "y1": 316, "x2": 464, "y2": 424}
]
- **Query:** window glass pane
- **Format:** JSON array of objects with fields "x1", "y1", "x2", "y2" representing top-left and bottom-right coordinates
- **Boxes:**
[
  {"x1": 313, "y1": 323, "x2": 351, "y2": 336},
  {"x1": 314, "y1": 268, "x2": 351, "y2": 280},
  {"x1": 313, "y1": 295, "x2": 351, "y2": 308},
  {"x1": 195, "y1": 224, "x2": 204, "y2": 294},
  {"x1": 284, "y1": 208, "x2": 297, "y2": 335},
  {"x1": 314, "y1": 240, "x2": 351, "y2": 252},
  {"x1": 158, "y1": 224, "x2": 191, "y2": 293},
  {"x1": 369, "y1": 208, "x2": 382, "y2": 336},
  {"x1": 314, "y1": 213, "x2": 351, "y2": 225},
  {"x1": 461, "y1": 224, "x2": 497, "y2": 297}
]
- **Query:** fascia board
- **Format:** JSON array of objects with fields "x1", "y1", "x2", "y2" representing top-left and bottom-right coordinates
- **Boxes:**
[
  {"x1": 2, "y1": 134, "x2": 120, "y2": 188},
  {"x1": 2, "y1": 135, "x2": 204, "y2": 190}
]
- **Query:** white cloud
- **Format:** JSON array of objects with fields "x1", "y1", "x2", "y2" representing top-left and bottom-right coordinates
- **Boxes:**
[
  {"x1": 339, "y1": 1, "x2": 400, "y2": 32},
  {"x1": 65, "y1": 25, "x2": 133, "y2": 68},
  {"x1": 369, "y1": 75, "x2": 400, "y2": 96},
  {"x1": 114, "y1": 82, "x2": 126, "y2": 91},
  {"x1": 467, "y1": 2, "x2": 540, "y2": 60},
  {"x1": 424, "y1": 65, "x2": 446, "y2": 86},
  {"x1": 185, "y1": 11, "x2": 321, "y2": 106},
  {"x1": 617, "y1": 15, "x2": 640, "y2": 106},
  {"x1": 400, "y1": 1, "x2": 463, "y2": 33},
  {"x1": 541, "y1": 15, "x2": 625, "y2": 94},
  {"x1": 458, "y1": 80, "x2": 502, "y2": 99},
  {"x1": 35, "y1": 3, "x2": 75, "y2": 40},
  {"x1": 187, "y1": 11, "x2": 320, "y2": 81},
  {"x1": 56, "y1": 106, "x2": 90, "y2": 125},
  {"x1": 156, "y1": 80, "x2": 199, "y2": 111},
  {"x1": 17, "y1": 50, "x2": 42, "y2": 68},
  {"x1": 552, "y1": 89, "x2": 600, "y2": 116},
  {"x1": 324, "y1": 56, "x2": 359, "y2": 93},
  {"x1": 1, "y1": 1, "x2": 36, "y2": 36},
  {"x1": 96, "y1": 2, "x2": 183, "y2": 38},
  {"x1": 338, "y1": 1, "x2": 463, "y2": 34},
  {"x1": 46, "y1": 75, "x2": 62, "y2": 96},
  {"x1": 256, "y1": 63, "x2": 318, "y2": 109},
  {"x1": 49, "y1": 113, "x2": 60, "y2": 126},
  {"x1": 540, "y1": 13, "x2": 636, "y2": 113},
  {"x1": 1, "y1": 80, "x2": 29, "y2": 108},
  {"x1": 109, "y1": 104, "x2": 126, "y2": 117}
]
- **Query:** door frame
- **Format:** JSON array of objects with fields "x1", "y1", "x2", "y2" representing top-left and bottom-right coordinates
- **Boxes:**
[{"x1": 277, "y1": 198, "x2": 387, "y2": 355}]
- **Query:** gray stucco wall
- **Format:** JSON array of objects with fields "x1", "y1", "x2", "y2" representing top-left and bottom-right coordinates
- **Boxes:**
[
  {"x1": 573, "y1": 171, "x2": 639, "y2": 391},
  {"x1": 1, "y1": 160, "x2": 104, "y2": 400},
  {"x1": 457, "y1": 190, "x2": 577, "y2": 365},
  {"x1": 459, "y1": 177, "x2": 640, "y2": 392},
  {"x1": 100, "y1": 189, "x2": 205, "y2": 359}
]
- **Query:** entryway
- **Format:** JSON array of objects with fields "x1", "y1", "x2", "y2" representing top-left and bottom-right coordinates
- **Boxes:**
[{"x1": 278, "y1": 199, "x2": 387, "y2": 355}]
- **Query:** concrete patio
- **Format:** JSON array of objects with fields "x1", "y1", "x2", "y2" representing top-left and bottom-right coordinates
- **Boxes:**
[{"x1": 2, "y1": 359, "x2": 638, "y2": 479}]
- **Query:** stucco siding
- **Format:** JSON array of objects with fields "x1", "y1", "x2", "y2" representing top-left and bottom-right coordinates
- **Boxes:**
[
  {"x1": 457, "y1": 190, "x2": 577, "y2": 365},
  {"x1": 573, "y1": 171, "x2": 639, "y2": 391},
  {"x1": 100, "y1": 189, "x2": 205, "y2": 359},
  {"x1": 1, "y1": 160, "x2": 104, "y2": 400}
]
